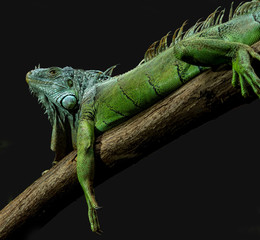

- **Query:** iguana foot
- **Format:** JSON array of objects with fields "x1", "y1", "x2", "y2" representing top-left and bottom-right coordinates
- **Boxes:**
[
  {"x1": 87, "y1": 199, "x2": 103, "y2": 234},
  {"x1": 231, "y1": 46, "x2": 260, "y2": 98}
]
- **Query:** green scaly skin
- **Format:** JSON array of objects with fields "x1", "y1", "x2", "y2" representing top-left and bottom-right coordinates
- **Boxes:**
[{"x1": 26, "y1": 0, "x2": 260, "y2": 233}]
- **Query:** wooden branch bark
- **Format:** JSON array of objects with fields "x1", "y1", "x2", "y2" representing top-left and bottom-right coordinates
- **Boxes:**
[{"x1": 1, "y1": 41, "x2": 260, "y2": 239}]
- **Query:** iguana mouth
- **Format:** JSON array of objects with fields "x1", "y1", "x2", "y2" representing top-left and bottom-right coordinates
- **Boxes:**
[
  {"x1": 26, "y1": 71, "x2": 52, "y2": 85},
  {"x1": 25, "y1": 71, "x2": 32, "y2": 83}
]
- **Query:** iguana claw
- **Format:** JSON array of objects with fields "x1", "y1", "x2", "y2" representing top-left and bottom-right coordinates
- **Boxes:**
[{"x1": 87, "y1": 198, "x2": 103, "y2": 234}]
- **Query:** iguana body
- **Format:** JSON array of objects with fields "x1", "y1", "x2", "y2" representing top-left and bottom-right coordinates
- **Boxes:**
[{"x1": 26, "y1": 0, "x2": 260, "y2": 233}]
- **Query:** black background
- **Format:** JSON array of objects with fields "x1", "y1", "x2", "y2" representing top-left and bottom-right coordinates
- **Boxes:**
[{"x1": 1, "y1": 0, "x2": 260, "y2": 239}]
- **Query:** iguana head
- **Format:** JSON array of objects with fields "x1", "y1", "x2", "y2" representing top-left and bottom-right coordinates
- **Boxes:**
[
  {"x1": 26, "y1": 65, "x2": 115, "y2": 161},
  {"x1": 26, "y1": 66, "x2": 78, "y2": 113},
  {"x1": 26, "y1": 66, "x2": 80, "y2": 161}
]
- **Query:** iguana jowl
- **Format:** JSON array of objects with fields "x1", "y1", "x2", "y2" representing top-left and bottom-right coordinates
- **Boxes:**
[{"x1": 26, "y1": 0, "x2": 260, "y2": 233}]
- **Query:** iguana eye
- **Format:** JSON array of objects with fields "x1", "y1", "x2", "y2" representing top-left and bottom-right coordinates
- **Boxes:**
[
  {"x1": 67, "y1": 79, "x2": 73, "y2": 87},
  {"x1": 49, "y1": 69, "x2": 56, "y2": 75},
  {"x1": 61, "y1": 95, "x2": 77, "y2": 110}
]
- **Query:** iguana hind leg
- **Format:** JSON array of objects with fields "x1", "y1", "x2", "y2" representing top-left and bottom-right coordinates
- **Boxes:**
[{"x1": 174, "y1": 38, "x2": 260, "y2": 97}]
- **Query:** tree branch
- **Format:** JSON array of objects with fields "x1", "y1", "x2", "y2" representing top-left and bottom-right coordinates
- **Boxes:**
[{"x1": 0, "y1": 41, "x2": 259, "y2": 239}]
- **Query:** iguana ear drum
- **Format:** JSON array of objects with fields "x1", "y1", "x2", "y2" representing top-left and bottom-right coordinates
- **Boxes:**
[{"x1": 61, "y1": 95, "x2": 77, "y2": 110}]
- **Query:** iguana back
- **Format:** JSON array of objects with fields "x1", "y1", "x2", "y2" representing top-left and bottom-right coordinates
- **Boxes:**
[{"x1": 83, "y1": 1, "x2": 260, "y2": 132}]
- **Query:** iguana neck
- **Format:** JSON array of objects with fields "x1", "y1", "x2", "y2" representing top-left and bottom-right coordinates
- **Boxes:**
[{"x1": 49, "y1": 69, "x2": 112, "y2": 161}]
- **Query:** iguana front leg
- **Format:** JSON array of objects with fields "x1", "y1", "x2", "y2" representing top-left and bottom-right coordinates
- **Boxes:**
[
  {"x1": 174, "y1": 38, "x2": 260, "y2": 97},
  {"x1": 76, "y1": 110, "x2": 102, "y2": 233}
]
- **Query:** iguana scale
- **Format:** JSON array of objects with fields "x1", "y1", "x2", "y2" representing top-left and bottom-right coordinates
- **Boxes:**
[{"x1": 26, "y1": 0, "x2": 260, "y2": 233}]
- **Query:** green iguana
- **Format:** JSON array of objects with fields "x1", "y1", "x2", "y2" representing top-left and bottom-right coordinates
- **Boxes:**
[{"x1": 26, "y1": 0, "x2": 260, "y2": 233}]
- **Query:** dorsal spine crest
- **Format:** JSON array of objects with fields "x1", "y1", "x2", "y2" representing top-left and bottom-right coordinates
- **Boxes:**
[{"x1": 142, "y1": 1, "x2": 260, "y2": 64}]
